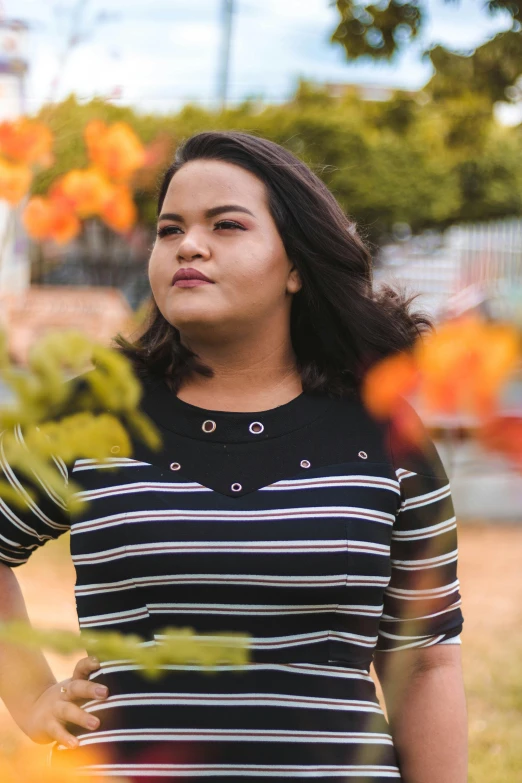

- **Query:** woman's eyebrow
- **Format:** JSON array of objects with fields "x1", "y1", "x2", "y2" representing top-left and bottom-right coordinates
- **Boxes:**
[{"x1": 158, "y1": 205, "x2": 255, "y2": 223}]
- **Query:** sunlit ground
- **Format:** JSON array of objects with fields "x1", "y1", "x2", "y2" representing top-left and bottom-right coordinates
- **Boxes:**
[{"x1": 0, "y1": 524, "x2": 521, "y2": 783}]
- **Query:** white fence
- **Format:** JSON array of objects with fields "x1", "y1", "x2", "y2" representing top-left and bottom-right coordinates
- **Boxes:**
[
  {"x1": 447, "y1": 218, "x2": 522, "y2": 288},
  {"x1": 376, "y1": 218, "x2": 522, "y2": 321}
]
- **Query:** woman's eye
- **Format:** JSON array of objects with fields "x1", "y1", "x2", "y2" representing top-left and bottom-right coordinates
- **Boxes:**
[
  {"x1": 215, "y1": 220, "x2": 245, "y2": 230},
  {"x1": 156, "y1": 221, "x2": 245, "y2": 238},
  {"x1": 157, "y1": 225, "x2": 181, "y2": 238}
]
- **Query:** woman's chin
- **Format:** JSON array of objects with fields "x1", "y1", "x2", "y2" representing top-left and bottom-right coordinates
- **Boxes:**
[{"x1": 167, "y1": 309, "x2": 224, "y2": 335}]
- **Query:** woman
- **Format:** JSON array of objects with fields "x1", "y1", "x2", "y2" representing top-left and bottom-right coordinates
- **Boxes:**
[{"x1": 0, "y1": 131, "x2": 467, "y2": 781}]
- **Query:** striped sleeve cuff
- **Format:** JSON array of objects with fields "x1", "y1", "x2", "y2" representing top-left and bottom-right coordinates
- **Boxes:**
[{"x1": 376, "y1": 469, "x2": 463, "y2": 651}]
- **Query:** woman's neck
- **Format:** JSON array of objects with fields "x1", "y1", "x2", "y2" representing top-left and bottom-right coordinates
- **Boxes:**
[{"x1": 176, "y1": 334, "x2": 303, "y2": 413}]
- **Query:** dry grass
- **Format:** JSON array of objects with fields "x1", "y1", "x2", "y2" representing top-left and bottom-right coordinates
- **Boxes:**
[
  {"x1": 457, "y1": 525, "x2": 522, "y2": 783},
  {"x1": 1, "y1": 524, "x2": 521, "y2": 781}
]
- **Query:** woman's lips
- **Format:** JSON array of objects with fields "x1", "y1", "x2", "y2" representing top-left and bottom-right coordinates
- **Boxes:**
[{"x1": 173, "y1": 279, "x2": 213, "y2": 287}]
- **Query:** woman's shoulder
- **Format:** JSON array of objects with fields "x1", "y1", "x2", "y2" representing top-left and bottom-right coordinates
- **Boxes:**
[{"x1": 322, "y1": 392, "x2": 446, "y2": 478}]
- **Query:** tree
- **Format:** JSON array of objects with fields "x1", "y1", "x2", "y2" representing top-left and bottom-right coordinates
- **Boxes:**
[
  {"x1": 25, "y1": 88, "x2": 522, "y2": 244},
  {"x1": 332, "y1": 1, "x2": 521, "y2": 60},
  {"x1": 427, "y1": 31, "x2": 522, "y2": 105},
  {"x1": 331, "y1": 1, "x2": 522, "y2": 107}
]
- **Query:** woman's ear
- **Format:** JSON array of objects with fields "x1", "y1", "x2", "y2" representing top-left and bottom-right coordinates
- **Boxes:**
[{"x1": 287, "y1": 265, "x2": 302, "y2": 295}]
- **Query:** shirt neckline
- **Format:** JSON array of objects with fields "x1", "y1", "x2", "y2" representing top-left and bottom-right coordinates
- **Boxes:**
[{"x1": 141, "y1": 377, "x2": 334, "y2": 443}]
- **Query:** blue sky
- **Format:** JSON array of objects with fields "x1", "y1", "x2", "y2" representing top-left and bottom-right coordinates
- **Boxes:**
[{"x1": 11, "y1": 0, "x2": 514, "y2": 114}]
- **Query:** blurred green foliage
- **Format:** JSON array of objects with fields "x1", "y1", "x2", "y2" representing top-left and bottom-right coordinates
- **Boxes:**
[
  {"x1": 32, "y1": 78, "x2": 522, "y2": 244},
  {"x1": 331, "y1": 1, "x2": 522, "y2": 65}
]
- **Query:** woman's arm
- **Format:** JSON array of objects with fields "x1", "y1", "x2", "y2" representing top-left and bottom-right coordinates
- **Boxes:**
[
  {"x1": 374, "y1": 643, "x2": 467, "y2": 783},
  {"x1": 0, "y1": 562, "x2": 57, "y2": 728},
  {"x1": 0, "y1": 563, "x2": 107, "y2": 747}
]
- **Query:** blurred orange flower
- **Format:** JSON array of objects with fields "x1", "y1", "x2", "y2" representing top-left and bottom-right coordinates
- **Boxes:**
[
  {"x1": 361, "y1": 352, "x2": 420, "y2": 418},
  {"x1": 362, "y1": 314, "x2": 521, "y2": 447},
  {"x1": 48, "y1": 201, "x2": 82, "y2": 245},
  {"x1": 83, "y1": 118, "x2": 106, "y2": 162},
  {"x1": 21, "y1": 195, "x2": 53, "y2": 239},
  {"x1": 101, "y1": 183, "x2": 137, "y2": 233},
  {"x1": 58, "y1": 167, "x2": 114, "y2": 218},
  {"x1": 361, "y1": 351, "x2": 424, "y2": 448},
  {"x1": 23, "y1": 194, "x2": 81, "y2": 245},
  {"x1": 0, "y1": 742, "x2": 119, "y2": 783},
  {"x1": 84, "y1": 119, "x2": 145, "y2": 181},
  {"x1": 415, "y1": 315, "x2": 520, "y2": 419},
  {"x1": 0, "y1": 158, "x2": 32, "y2": 204},
  {"x1": 18, "y1": 117, "x2": 145, "y2": 247},
  {"x1": 0, "y1": 118, "x2": 53, "y2": 167}
]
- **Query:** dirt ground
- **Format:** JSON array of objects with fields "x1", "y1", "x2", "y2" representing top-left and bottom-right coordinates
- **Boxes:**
[{"x1": 1, "y1": 524, "x2": 521, "y2": 780}]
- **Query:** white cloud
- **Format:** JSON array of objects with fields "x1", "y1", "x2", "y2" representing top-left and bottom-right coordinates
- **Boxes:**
[
  {"x1": 167, "y1": 21, "x2": 219, "y2": 47},
  {"x1": 7, "y1": 0, "x2": 516, "y2": 113}
]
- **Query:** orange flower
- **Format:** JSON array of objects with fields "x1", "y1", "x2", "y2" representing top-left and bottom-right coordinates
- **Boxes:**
[
  {"x1": 0, "y1": 157, "x2": 32, "y2": 204},
  {"x1": 0, "y1": 118, "x2": 53, "y2": 166},
  {"x1": 361, "y1": 314, "x2": 521, "y2": 455},
  {"x1": 84, "y1": 119, "x2": 145, "y2": 181},
  {"x1": 58, "y1": 167, "x2": 114, "y2": 218},
  {"x1": 415, "y1": 315, "x2": 520, "y2": 418},
  {"x1": 48, "y1": 198, "x2": 82, "y2": 244},
  {"x1": 0, "y1": 741, "x2": 113, "y2": 783},
  {"x1": 83, "y1": 120, "x2": 106, "y2": 184},
  {"x1": 362, "y1": 352, "x2": 420, "y2": 418},
  {"x1": 361, "y1": 351, "x2": 425, "y2": 446},
  {"x1": 22, "y1": 196, "x2": 54, "y2": 239},
  {"x1": 23, "y1": 194, "x2": 81, "y2": 245},
  {"x1": 101, "y1": 183, "x2": 137, "y2": 233},
  {"x1": 363, "y1": 315, "x2": 519, "y2": 422}
]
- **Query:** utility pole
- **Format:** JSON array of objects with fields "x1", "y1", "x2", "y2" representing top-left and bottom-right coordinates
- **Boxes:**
[{"x1": 217, "y1": 0, "x2": 234, "y2": 111}]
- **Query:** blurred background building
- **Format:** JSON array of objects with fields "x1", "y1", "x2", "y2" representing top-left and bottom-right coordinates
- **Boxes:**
[{"x1": 0, "y1": 17, "x2": 29, "y2": 296}]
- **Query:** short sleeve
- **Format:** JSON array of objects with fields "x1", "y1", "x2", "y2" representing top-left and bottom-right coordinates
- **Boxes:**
[
  {"x1": 0, "y1": 425, "x2": 71, "y2": 567},
  {"x1": 376, "y1": 403, "x2": 464, "y2": 651}
]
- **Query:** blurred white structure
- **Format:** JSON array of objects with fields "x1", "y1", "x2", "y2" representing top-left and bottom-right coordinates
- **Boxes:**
[
  {"x1": 0, "y1": 18, "x2": 30, "y2": 298},
  {"x1": 0, "y1": 18, "x2": 28, "y2": 118},
  {"x1": 376, "y1": 218, "x2": 522, "y2": 325},
  {"x1": 377, "y1": 219, "x2": 522, "y2": 521}
]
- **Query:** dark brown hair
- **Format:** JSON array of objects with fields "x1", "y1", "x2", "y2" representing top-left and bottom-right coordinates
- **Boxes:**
[{"x1": 116, "y1": 130, "x2": 432, "y2": 397}]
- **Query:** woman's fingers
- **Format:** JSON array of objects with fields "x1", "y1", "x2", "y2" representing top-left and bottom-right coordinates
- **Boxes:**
[
  {"x1": 60, "y1": 654, "x2": 109, "y2": 706},
  {"x1": 53, "y1": 699, "x2": 101, "y2": 734},
  {"x1": 71, "y1": 655, "x2": 101, "y2": 681},
  {"x1": 45, "y1": 716, "x2": 81, "y2": 750},
  {"x1": 41, "y1": 657, "x2": 107, "y2": 749},
  {"x1": 60, "y1": 677, "x2": 108, "y2": 704}
]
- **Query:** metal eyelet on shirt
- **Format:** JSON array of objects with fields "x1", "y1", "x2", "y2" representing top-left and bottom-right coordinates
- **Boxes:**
[
  {"x1": 110, "y1": 446, "x2": 120, "y2": 454},
  {"x1": 170, "y1": 462, "x2": 181, "y2": 471},
  {"x1": 249, "y1": 421, "x2": 264, "y2": 435},
  {"x1": 202, "y1": 420, "x2": 217, "y2": 434},
  {"x1": 300, "y1": 459, "x2": 311, "y2": 469},
  {"x1": 358, "y1": 451, "x2": 368, "y2": 459},
  {"x1": 231, "y1": 483, "x2": 242, "y2": 492}
]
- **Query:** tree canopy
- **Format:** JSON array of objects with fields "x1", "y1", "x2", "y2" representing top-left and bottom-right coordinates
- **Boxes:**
[
  {"x1": 332, "y1": 1, "x2": 521, "y2": 61},
  {"x1": 332, "y1": 1, "x2": 522, "y2": 107},
  {"x1": 33, "y1": 86, "x2": 522, "y2": 246}
]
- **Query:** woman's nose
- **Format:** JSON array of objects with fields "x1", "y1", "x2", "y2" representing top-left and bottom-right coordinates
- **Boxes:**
[{"x1": 177, "y1": 232, "x2": 210, "y2": 261}]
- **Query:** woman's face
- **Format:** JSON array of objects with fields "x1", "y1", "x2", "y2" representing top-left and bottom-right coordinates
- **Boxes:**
[{"x1": 148, "y1": 159, "x2": 301, "y2": 342}]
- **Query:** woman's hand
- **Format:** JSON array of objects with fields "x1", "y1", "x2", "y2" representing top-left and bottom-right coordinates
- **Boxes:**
[{"x1": 24, "y1": 656, "x2": 109, "y2": 749}]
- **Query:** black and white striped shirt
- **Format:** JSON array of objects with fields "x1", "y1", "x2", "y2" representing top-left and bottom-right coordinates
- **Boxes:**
[{"x1": 0, "y1": 376, "x2": 463, "y2": 781}]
